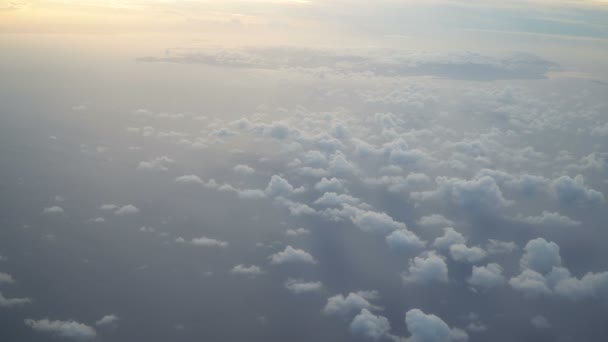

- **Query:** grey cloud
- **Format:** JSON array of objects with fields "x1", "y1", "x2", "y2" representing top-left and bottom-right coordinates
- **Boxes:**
[
  {"x1": 25, "y1": 319, "x2": 96, "y2": 341},
  {"x1": 269, "y1": 246, "x2": 317, "y2": 265},
  {"x1": 323, "y1": 291, "x2": 380, "y2": 317},
  {"x1": 468, "y1": 263, "x2": 506, "y2": 289},
  {"x1": 284, "y1": 279, "x2": 323, "y2": 294},
  {"x1": 349, "y1": 309, "x2": 391, "y2": 340},
  {"x1": 402, "y1": 252, "x2": 449, "y2": 285},
  {"x1": 404, "y1": 308, "x2": 468, "y2": 342}
]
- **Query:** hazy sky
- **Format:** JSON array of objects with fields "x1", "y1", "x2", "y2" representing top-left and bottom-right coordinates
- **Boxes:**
[{"x1": 1, "y1": 1, "x2": 608, "y2": 342}]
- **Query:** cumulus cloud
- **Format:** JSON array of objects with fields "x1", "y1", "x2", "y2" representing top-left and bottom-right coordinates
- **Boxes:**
[
  {"x1": 25, "y1": 319, "x2": 96, "y2": 341},
  {"x1": 95, "y1": 314, "x2": 119, "y2": 328},
  {"x1": 402, "y1": 252, "x2": 449, "y2": 285},
  {"x1": 43, "y1": 206, "x2": 64, "y2": 215},
  {"x1": 230, "y1": 264, "x2": 264, "y2": 277},
  {"x1": 174, "y1": 174, "x2": 205, "y2": 185},
  {"x1": 417, "y1": 214, "x2": 454, "y2": 228},
  {"x1": 468, "y1": 263, "x2": 505, "y2": 289},
  {"x1": 273, "y1": 197, "x2": 316, "y2": 216},
  {"x1": 265, "y1": 175, "x2": 305, "y2": 198},
  {"x1": 0, "y1": 291, "x2": 31, "y2": 307},
  {"x1": 386, "y1": 229, "x2": 427, "y2": 252},
  {"x1": 404, "y1": 308, "x2": 468, "y2": 342},
  {"x1": 233, "y1": 164, "x2": 255, "y2": 175},
  {"x1": 350, "y1": 208, "x2": 407, "y2": 234},
  {"x1": 433, "y1": 228, "x2": 466, "y2": 251},
  {"x1": 411, "y1": 175, "x2": 513, "y2": 212},
  {"x1": 514, "y1": 211, "x2": 581, "y2": 227},
  {"x1": 136, "y1": 156, "x2": 174, "y2": 171},
  {"x1": 176, "y1": 236, "x2": 228, "y2": 248},
  {"x1": 114, "y1": 204, "x2": 139, "y2": 216},
  {"x1": 284, "y1": 279, "x2": 323, "y2": 294},
  {"x1": 349, "y1": 309, "x2": 391, "y2": 340},
  {"x1": 551, "y1": 175, "x2": 605, "y2": 205},
  {"x1": 323, "y1": 291, "x2": 380, "y2": 317},
  {"x1": 314, "y1": 177, "x2": 346, "y2": 193},
  {"x1": 520, "y1": 238, "x2": 562, "y2": 274},
  {"x1": 449, "y1": 244, "x2": 486, "y2": 264},
  {"x1": 269, "y1": 246, "x2": 317, "y2": 265}
]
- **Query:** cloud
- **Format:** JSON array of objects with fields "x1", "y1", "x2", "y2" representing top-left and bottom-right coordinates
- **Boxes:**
[
  {"x1": 99, "y1": 204, "x2": 118, "y2": 211},
  {"x1": 265, "y1": 175, "x2": 305, "y2": 198},
  {"x1": 350, "y1": 208, "x2": 407, "y2": 234},
  {"x1": 95, "y1": 314, "x2": 119, "y2": 328},
  {"x1": 509, "y1": 269, "x2": 553, "y2": 297},
  {"x1": 136, "y1": 156, "x2": 174, "y2": 172},
  {"x1": 485, "y1": 239, "x2": 518, "y2": 255},
  {"x1": 230, "y1": 264, "x2": 264, "y2": 277},
  {"x1": 114, "y1": 204, "x2": 139, "y2": 216},
  {"x1": 138, "y1": 48, "x2": 556, "y2": 81},
  {"x1": 449, "y1": 244, "x2": 486, "y2": 264},
  {"x1": 269, "y1": 246, "x2": 317, "y2": 264},
  {"x1": 402, "y1": 252, "x2": 449, "y2": 285},
  {"x1": 285, "y1": 228, "x2": 311, "y2": 237},
  {"x1": 433, "y1": 228, "x2": 466, "y2": 251},
  {"x1": 25, "y1": 319, "x2": 96, "y2": 341},
  {"x1": 0, "y1": 291, "x2": 31, "y2": 307},
  {"x1": 417, "y1": 214, "x2": 454, "y2": 228},
  {"x1": 313, "y1": 192, "x2": 362, "y2": 207},
  {"x1": 349, "y1": 309, "x2": 391, "y2": 340},
  {"x1": 404, "y1": 308, "x2": 468, "y2": 342},
  {"x1": 468, "y1": 263, "x2": 505, "y2": 289},
  {"x1": 273, "y1": 197, "x2": 316, "y2": 216},
  {"x1": 174, "y1": 174, "x2": 205, "y2": 185},
  {"x1": 0, "y1": 272, "x2": 14, "y2": 284},
  {"x1": 386, "y1": 229, "x2": 427, "y2": 252},
  {"x1": 514, "y1": 211, "x2": 581, "y2": 227},
  {"x1": 519, "y1": 238, "x2": 562, "y2": 274},
  {"x1": 551, "y1": 175, "x2": 605, "y2": 204},
  {"x1": 530, "y1": 315, "x2": 551, "y2": 329},
  {"x1": 43, "y1": 206, "x2": 64, "y2": 215},
  {"x1": 234, "y1": 164, "x2": 255, "y2": 175},
  {"x1": 314, "y1": 177, "x2": 346, "y2": 193},
  {"x1": 323, "y1": 290, "x2": 380, "y2": 317},
  {"x1": 176, "y1": 236, "x2": 228, "y2": 248},
  {"x1": 284, "y1": 279, "x2": 323, "y2": 294},
  {"x1": 411, "y1": 176, "x2": 513, "y2": 213}
]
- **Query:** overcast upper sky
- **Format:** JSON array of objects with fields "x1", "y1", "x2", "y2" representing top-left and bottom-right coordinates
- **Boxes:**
[{"x1": 1, "y1": 1, "x2": 608, "y2": 341}]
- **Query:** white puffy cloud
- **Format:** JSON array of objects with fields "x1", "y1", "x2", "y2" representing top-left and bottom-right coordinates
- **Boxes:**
[
  {"x1": 468, "y1": 263, "x2": 505, "y2": 289},
  {"x1": 136, "y1": 156, "x2": 174, "y2": 171},
  {"x1": 530, "y1": 315, "x2": 551, "y2": 329},
  {"x1": 25, "y1": 319, "x2": 97, "y2": 341},
  {"x1": 265, "y1": 175, "x2": 305, "y2": 198},
  {"x1": 269, "y1": 246, "x2": 317, "y2": 265},
  {"x1": 509, "y1": 269, "x2": 553, "y2": 297},
  {"x1": 95, "y1": 314, "x2": 119, "y2": 327},
  {"x1": 0, "y1": 272, "x2": 14, "y2": 284},
  {"x1": 176, "y1": 236, "x2": 228, "y2": 248},
  {"x1": 314, "y1": 177, "x2": 346, "y2": 193},
  {"x1": 514, "y1": 211, "x2": 581, "y2": 227},
  {"x1": 323, "y1": 291, "x2": 380, "y2": 317},
  {"x1": 273, "y1": 197, "x2": 316, "y2": 216},
  {"x1": 0, "y1": 291, "x2": 31, "y2": 307},
  {"x1": 284, "y1": 279, "x2": 323, "y2": 294},
  {"x1": 551, "y1": 175, "x2": 605, "y2": 204},
  {"x1": 386, "y1": 229, "x2": 427, "y2": 252},
  {"x1": 433, "y1": 228, "x2": 466, "y2": 251},
  {"x1": 313, "y1": 192, "x2": 362, "y2": 207},
  {"x1": 402, "y1": 252, "x2": 449, "y2": 285},
  {"x1": 349, "y1": 309, "x2": 391, "y2": 340},
  {"x1": 404, "y1": 308, "x2": 468, "y2": 342},
  {"x1": 553, "y1": 270, "x2": 608, "y2": 300},
  {"x1": 174, "y1": 174, "x2": 204, "y2": 185},
  {"x1": 114, "y1": 204, "x2": 139, "y2": 216},
  {"x1": 43, "y1": 206, "x2": 64, "y2": 215},
  {"x1": 411, "y1": 176, "x2": 513, "y2": 212},
  {"x1": 520, "y1": 238, "x2": 562, "y2": 274},
  {"x1": 230, "y1": 264, "x2": 264, "y2": 277},
  {"x1": 233, "y1": 164, "x2": 255, "y2": 175},
  {"x1": 417, "y1": 214, "x2": 454, "y2": 228},
  {"x1": 449, "y1": 244, "x2": 486, "y2": 264},
  {"x1": 350, "y1": 208, "x2": 407, "y2": 234}
]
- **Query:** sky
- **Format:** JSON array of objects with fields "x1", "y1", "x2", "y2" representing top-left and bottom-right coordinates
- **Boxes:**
[{"x1": 1, "y1": 1, "x2": 608, "y2": 341}]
